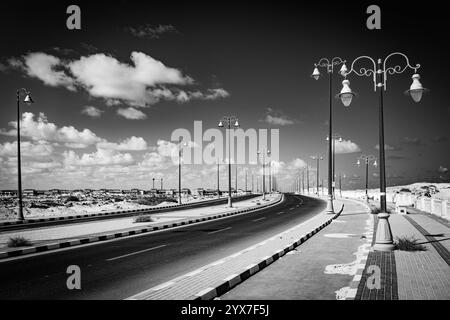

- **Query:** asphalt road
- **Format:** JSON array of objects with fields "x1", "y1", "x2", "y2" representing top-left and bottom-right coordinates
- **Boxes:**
[
  {"x1": 0, "y1": 194, "x2": 257, "y2": 232},
  {"x1": 0, "y1": 194, "x2": 325, "y2": 300}
]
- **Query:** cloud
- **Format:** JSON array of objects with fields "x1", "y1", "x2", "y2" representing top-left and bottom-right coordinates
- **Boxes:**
[
  {"x1": 117, "y1": 107, "x2": 147, "y2": 120},
  {"x1": 82, "y1": 106, "x2": 104, "y2": 118},
  {"x1": 335, "y1": 139, "x2": 361, "y2": 154},
  {"x1": 0, "y1": 141, "x2": 54, "y2": 157},
  {"x1": 402, "y1": 137, "x2": 423, "y2": 146},
  {"x1": 12, "y1": 52, "x2": 76, "y2": 91},
  {"x1": 375, "y1": 144, "x2": 401, "y2": 151},
  {"x1": 63, "y1": 149, "x2": 134, "y2": 166},
  {"x1": 438, "y1": 166, "x2": 448, "y2": 174},
  {"x1": 260, "y1": 108, "x2": 298, "y2": 126},
  {"x1": 126, "y1": 24, "x2": 178, "y2": 39},
  {"x1": 289, "y1": 158, "x2": 307, "y2": 169},
  {"x1": 97, "y1": 136, "x2": 148, "y2": 151},
  {"x1": 0, "y1": 112, "x2": 102, "y2": 148},
  {"x1": 138, "y1": 152, "x2": 168, "y2": 170},
  {"x1": 10, "y1": 51, "x2": 229, "y2": 108}
]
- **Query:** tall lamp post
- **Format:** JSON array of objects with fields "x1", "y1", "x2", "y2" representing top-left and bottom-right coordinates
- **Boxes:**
[
  {"x1": 257, "y1": 149, "x2": 270, "y2": 200},
  {"x1": 217, "y1": 159, "x2": 220, "y2": 199},
  {"x1": 16, "y1": 88, "x2": 34, "y2": 221},
  {"x1": 218, "y1": 116, "x2": 239, "y2": 207},
  {"x1": 339, "y1": 52, "x2": 427, "y2": 251},
  {"x1": 312, "y1": 57, "x2": 347, "y2": 213},
  {"x1": 326, "y1": 134, "x2": 343, "y2": 199},
  {"x1": 152, "y1": 178, "x2": 155, "y2": 189},
  {"x1": 306, "y1": 166, "x2": 310, "y2": 195},
  {"x1": 311, "y1": 156, "x2": 323, "y2": 195},
  {"x1": 357, "y1": 155, "x2": 377, "y2": 203},
  {"x1": 178, "y1": 138, "x2": 187, "y2": 204}
]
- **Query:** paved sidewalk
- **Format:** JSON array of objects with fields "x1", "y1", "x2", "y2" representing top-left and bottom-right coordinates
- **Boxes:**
[
  {"x1": 220, "y1": 198, "x2": 372, "y2": 300},
  {"x1": 0, "y1": 194, "x2": 278, "y2": 251}
]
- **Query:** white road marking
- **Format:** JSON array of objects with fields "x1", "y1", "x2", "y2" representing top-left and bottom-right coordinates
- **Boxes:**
[
  {"x1": 106, "y1": 245, "x2": 167, "y2": 261},
  {"x1": 277, "y1": 211, "x2": 285, "y2": 215},
  {"x1": 208, "y1": 227, "x2": 232, "y2": 234},
  {"x1": 253, "y1": 217, "x2": 266, "y2": 222}
]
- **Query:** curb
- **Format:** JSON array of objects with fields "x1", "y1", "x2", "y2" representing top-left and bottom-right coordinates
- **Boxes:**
[
  {"x1": 0, "y1": 195, "x2": 257, "y2": 229},
  {"x1": 191, "y1": 205, "x2": 343, "y2": 300},
  {"x1": 0, "y1": 195, "x2": 283, "y2": 261}
]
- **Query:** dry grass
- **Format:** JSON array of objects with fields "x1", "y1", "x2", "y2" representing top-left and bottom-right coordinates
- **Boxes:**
[
  {"x1": 134, "y1": 215, "x2": 154, "y2": 223},
  {"x1": 7, "y1": 236, "x2": 32, "y2": 248},
  {"x1": 395, "y1": 236, "x2": 427, "y2": 251}
]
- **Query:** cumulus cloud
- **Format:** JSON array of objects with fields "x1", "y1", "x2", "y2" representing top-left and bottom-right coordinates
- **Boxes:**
[
  {"x1": 117, "y1": 107, "x2": 147, "y2": 120},
  {"x1": 97, "y1": 136, "x2": 148, "y2": 151},
  {"x1": 289, "y1": 158, "x2": 307, "y2": 169},
  {"x1": 10, "y1": 51, "x2": 229, "y2": 108},
  {"x1": 335, "y1": 139, "x2": 361, "y2": 154},
  {"x1": 0, "y1": 141, "x2": 54, "y2": 157},
  {"x1": 126, "y1": 24, "x2": 178, "y2": 39},
  {"x1": 12, "y1": 52, "x2": 76, "y2": 91},
  {"x1": 138, "y1": 152, "x2": 168, "y2": 170},
  {"x1": 63, "y1": 149, "x2": 134, "y2": 166},
  {"x1": 82, "y1": 106, "x2": 103, "y2": 118},
  {"x1": 0, "y1": 112, "x2": 102, "y2": 148},
  {"x1": 260, "y1": 108, "x2": 298, "y2": 126}
]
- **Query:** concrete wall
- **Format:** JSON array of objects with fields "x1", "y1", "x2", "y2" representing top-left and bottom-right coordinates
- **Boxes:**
[{"x1": 391, "y1": 192, "x2": 449, "y2": 220}]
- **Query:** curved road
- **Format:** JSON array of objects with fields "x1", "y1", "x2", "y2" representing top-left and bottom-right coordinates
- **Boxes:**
[{"x1": 0, "y1": 194, "x2": 325, "y2": 299}]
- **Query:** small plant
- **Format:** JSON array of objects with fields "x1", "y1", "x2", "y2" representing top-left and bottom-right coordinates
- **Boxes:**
[
  {"x1": 134, "y1": 215, "x2": 154, "y2": 223},
  {"x1": 395, "y1": 236, "x2": 427, "y2": 251},
  {"x1": 7, "y1": 236, "x2": 32, "y2": 248}
]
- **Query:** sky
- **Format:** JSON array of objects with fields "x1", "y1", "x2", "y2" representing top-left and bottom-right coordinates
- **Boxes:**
[{"x1": 0, "y1": 0, "x2": 449, "y2": 191}]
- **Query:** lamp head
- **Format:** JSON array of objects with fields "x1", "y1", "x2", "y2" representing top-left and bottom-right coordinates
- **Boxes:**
[
  {"x1": 339, "y1": 64, "x2": 348, "y2": 76},
  {"x1": 373, "y1": 160, "x2": 378, "y2": 167},
  {"x1": 311, "y1": 67, "x2": 321, "y2": 80},
  {"x1": 23, "y1": 93, "x2": 34, "y2": 104},
  {"x1": 218, "y1": 120, "x2": 224, "y2": 127},
  {"x1": 234, "y1": 119, "x2": 239, "y2": 127},
  {"x1": 357, "y1": 159, "x2": 361, "y2": 166},
  {"x1": 405, "y1": 73, "x2": 427, "y2": 103},
  {"x1": 338, "y1": 79, "x2": 355, "y2": 107}
]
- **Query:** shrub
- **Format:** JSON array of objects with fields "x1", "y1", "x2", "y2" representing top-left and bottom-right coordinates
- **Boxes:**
[
  {"x1": 64, "y1": 196, "x2": 79, "y2": 203},
  {"x1": 7, "y1": 236, "x2": 32, "y2": 248},
  {"x1": 395, "y1": 236, "x2": 427, "y2": 251},
  {"x1": 134, "y1": 215, "x2": 154, "y2": 223}
]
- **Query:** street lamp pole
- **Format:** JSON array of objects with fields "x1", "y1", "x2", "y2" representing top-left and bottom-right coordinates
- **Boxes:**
[
  {"x1": 312, "y1": 57, "x2": 346, "y2": 213},
  {"x1": 311, "y1": 156, "x2": 323, "y2": 196},
  {"x1": 217, "y1": 159, "x2": 220, "y2": 199},
  {"x1": 152, "y1": 178, "x2": 155, "y2": 189},
  {"x1": 340, "y1": 52, "x2": 427, "y2": 251},
  {"x1": 306, "y1": 166, "x2": 310, "y2": 195},
  {"x1": 357, "y1": 155, "x2": 377, "y2": 203},
  {"x1": 218, "y1": 116, "x2": 239, "y2": 207},
  {"x1": 16, "y1": 88, "x2": 34, "y2": 221}
]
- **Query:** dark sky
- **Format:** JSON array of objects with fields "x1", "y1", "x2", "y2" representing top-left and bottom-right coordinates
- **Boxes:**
[{"x1": 0, "y1": 0, "x2": 449, "y2": 190}]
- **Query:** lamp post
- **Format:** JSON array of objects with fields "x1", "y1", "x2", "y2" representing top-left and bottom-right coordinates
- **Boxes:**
[
  {"x1": 152, "y1": 178, "x2": 155, "y2": 189},
  {"x1": 160, "y1": 178, "x2": 163, "y2": 190},
  {"x1": 306, "y1": 166, "x2": 310, "y2": 195},
  {"x1": 340, "y1": 52, "x2": 427, "y2": 251},
  {"x1": 178, "y1": 138, "x2": 188, "y2": 204},
  {"x1": 217, "y1": 159, "x2": 220, "y2": 199},
  {"x1": 257, "y1": 149, "x2": 270, "y2": 200},
  {"x1": 326, "y1": 134, "x2": 343, "y2": 199},
  {"x1": 218, "y1": 116, "x2": 239, "y2": 207},
  {"x1": 16, "y1": 88, "x2": 34, "y2": 221},
  {"x1": 312, "y1": 57, "x2": 346, "y2": 213},
  {"x1": 357, "y1": 155, "x2": 377, "y2": 203},
  {"x1": 311, "y1": 156, "x2": 323, "y2": 196}
]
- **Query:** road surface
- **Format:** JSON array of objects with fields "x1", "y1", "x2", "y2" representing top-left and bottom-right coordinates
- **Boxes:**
[{"x1": 0, "y1": 194, "x2": 325, "y2": 299}]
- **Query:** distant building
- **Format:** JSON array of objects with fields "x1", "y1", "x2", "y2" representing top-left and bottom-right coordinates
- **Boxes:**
[
  {"x1": 0, "y1": 190, "x2": 17, "y2": 197},
  {"x1": 23, "y1": 189, "x2": 37, "y2": 197}
]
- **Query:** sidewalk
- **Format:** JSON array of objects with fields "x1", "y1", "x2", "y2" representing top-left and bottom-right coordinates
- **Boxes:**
[
  {"x1": 220, "y1": 198, "x2": 373, "y2": 300},
  {"x1": 220, "y1": 198, "x2": 450, "y2": 300},
  {"x1": 0, "y1": 194, "x2": 279, "y2": 255}
]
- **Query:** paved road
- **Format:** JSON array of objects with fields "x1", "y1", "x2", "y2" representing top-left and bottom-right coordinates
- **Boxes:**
[
  {"x1": 0, "y1": 194, "x2": 325, "y2": 299},
  {"x1": 0, "y1": 195, "x2": 257, "y2": 232}
]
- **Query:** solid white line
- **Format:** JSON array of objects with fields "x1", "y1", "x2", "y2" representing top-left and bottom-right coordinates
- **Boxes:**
[
  {"x1": 277, "y1": 211, "x2": 285, "y2": 215},
  {"x1": 106, "y1": 245, "x2": 167, "y2": 261},
  {"x1": 253, "y1": 217, "x2": 266, "y2": 222},
  {"x1": 207, "y1": 227, "x2": 232, "y2": 234}
]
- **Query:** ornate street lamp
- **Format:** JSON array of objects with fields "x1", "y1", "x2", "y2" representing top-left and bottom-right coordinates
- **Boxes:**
[
  {"x1": 357, "y1": 155, "x2": 377, "y2": 203},
  {"x1": 257, "y1": 149, "x2": 270, "y2": 200},
  {"x1": 340, "y1": 52, "x2": 427, "y2": 251},
  {"x1": 311, "y1": 57, "x2": 346, "y2": 214},
  {"x1": 218, "y1": 116, "x2": 239, "y2": 207},
  {"x1": 16, "y1": 88, "x2": 34, "y2": 221},
  {"x1": 311, "y1": 155, "x2": 323, "y2": 195}
]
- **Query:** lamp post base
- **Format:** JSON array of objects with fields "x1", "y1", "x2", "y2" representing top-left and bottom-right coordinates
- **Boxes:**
[
  {"x1": 325, "y1": 195, "x2": 335, "y2": 214},
  {"x1": 373, "y1": 212, "x2": 396, "y2": 251},
  {"x1": 228, "y1": 196, "x2": 232, "y2": 208}
]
